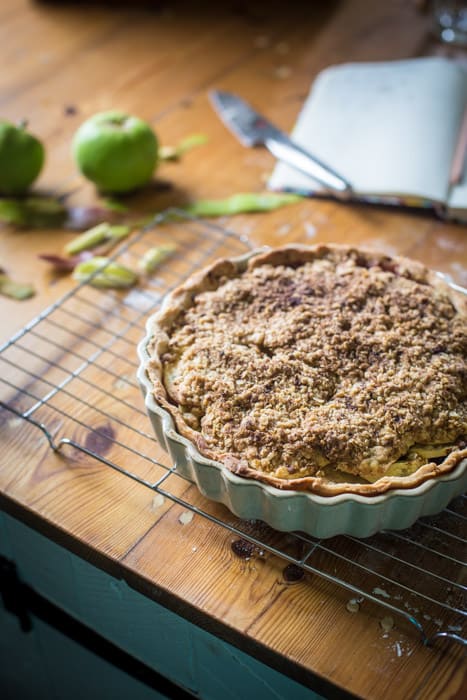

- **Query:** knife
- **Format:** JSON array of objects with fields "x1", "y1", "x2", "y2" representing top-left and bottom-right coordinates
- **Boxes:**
[{"x1": 209, "y1": 90, "x2": 352, "y2": 200}]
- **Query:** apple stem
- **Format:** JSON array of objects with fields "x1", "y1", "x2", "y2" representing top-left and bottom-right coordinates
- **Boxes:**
[{"x1": 108, "y1": 116, "x2": 127, "y2": 127}]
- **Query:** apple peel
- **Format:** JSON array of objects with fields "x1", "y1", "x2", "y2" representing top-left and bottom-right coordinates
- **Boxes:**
[
  {"x1": 73, "y1": 256, "x2": 138, "y2": 289},
  {"x1": 0, "y1": 270, "x2": 35, "y2": 300},
  {"x1": 64, "y1": 223, "x2": 131, "y2": 256}
]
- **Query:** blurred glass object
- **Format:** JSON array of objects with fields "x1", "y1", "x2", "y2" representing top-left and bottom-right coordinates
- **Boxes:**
[{"x1": 432, "y1": 0, "x2": 467, "y2": 45}]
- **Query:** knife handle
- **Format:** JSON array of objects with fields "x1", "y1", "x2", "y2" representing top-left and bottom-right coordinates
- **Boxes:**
[{"x1": 264, "y1": 133, "x2": 352, "y2": 199}]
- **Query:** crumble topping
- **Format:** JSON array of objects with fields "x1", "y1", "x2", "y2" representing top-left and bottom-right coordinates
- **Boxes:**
[{"x1": 159, "y1": 249, "x2": 466, "y2": 482}]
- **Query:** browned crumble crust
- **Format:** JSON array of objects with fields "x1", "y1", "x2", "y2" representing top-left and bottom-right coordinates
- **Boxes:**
[{"x1": 146, "y1": 245, "x2": 467, "y2": 495}]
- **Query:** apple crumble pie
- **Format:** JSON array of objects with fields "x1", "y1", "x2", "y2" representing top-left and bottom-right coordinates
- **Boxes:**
[{"x1": 146, "y1": 245, "x2": 467, "y2": 495}]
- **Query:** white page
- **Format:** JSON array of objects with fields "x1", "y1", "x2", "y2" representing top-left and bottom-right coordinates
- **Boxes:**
[
  {"x1": 268, "y1": 58, "x2": 467, "y2": 204},
  {"x1": 447, "y1": 118, "x2": 467, "y2": 221},
  {"x1": 447, "y1": 179, "x2": 467, "y2": 221}
]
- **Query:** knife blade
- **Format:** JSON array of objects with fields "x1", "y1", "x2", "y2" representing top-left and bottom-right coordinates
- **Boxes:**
[{"x1": 209, "y1": 90, "x2": 352, "y2": 199}]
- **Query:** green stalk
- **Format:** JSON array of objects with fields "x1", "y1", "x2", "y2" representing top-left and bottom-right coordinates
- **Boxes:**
[
  {"x1": 183, "y1": 192, "x2": 302, "y2": 217},
  {"x1": 138, "y1": 244, "x2": 177, "y2": 273},
  {"x1": 0, "y1": 273, "x2": 35, "y2": 300},
  {"x1": 0, "y1": 196, "x2": 67, "y2": 228},
  {"x1": 73, "y1": 257, "x2": 138, "y2": 288},
  {"x1": 159, "y1": 133, "x2": 208, "y2": 161},
  {"x1": 65, "y1": 223, "x2": 131, "y2": 256}
]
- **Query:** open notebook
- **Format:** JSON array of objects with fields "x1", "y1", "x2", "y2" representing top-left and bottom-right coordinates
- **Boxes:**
[{"x1": 268, "y1": 57, "x2": 467, "y2": 222}]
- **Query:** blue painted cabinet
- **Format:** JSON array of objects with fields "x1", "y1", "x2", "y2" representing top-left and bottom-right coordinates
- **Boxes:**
[{"x1": 0, "y1": 511, "x2": 325, "y2": 700}]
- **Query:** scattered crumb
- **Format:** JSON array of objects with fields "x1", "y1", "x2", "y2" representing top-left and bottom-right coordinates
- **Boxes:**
[
  {"x1": 304, "y1": 222, "x2": 317, "y2": 239},
  {"x1": 254, "y1": 35, "x2": 270, "y2": 48},
  {"x1": 64, "y1": 104, "x2": 78, "y2": 116},
  {"x1": 437, "y1": 237, "x2": 464, "y2": 252},
  {"x1": 275, "y1": 65, "x2": 291, "y2": 80},
  {"x1": 7, "y1": 417, "x2": 23, "y2": 429},
  {"x1": 192, "y1": 546, "x2": 197, "y2": 553},
  {"x1": 423, "y1": 614, "x2": 431, "y2": 621},
  {"x1": 373, "y1": 587, "x2": 391, "y2": 599},
  {"x1": 380, "y1": 616, "x2": 394, "y2": 633},
  {"x1": 243, "y1": 152, "x2": 272, "y2": 168},
  {"x1": 360, "y1": 238, "x2": 398, "y2": 258},
  {"x1": 433, "y1": 618, "x2": 443, "y2": 628},
  {"x1": 179, "y1": 510, "x2": 194, "y2": 525},
  {"x1": 311, "y1": 211, "x2": 330, "y2": 225},
  {"x1": 113, "y1": 375, "x2": 131, "y2": 391},
  {"x1": 448, "y1": 624, "x2": 462, "y2": 632},
  {"x1": 125, "y1": 289, "x2": 161, "y2": 311},
  {"x1": 275, "y1": 41, "x2": 289, "y2": 54},
  {"x1": 233, "y1": 221, "x2": 254, "y2": 237},
  {"x1": 346, "y1": 599, "x2": 360, "y2": 613},
  {"x1": 395, "y1": 642, "x2": 402, "y2": 657},
  {"x1": 151, "y1": 494, "x2": 165, "y2": 511},
  {"x1": 277, "y1": 223, "x2": 291, "y2": 237}
]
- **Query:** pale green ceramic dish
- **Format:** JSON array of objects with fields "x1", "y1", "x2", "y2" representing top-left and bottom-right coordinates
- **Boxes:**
[{"x1": 137, "y1": 251, "x2": 467, "y2": 538}]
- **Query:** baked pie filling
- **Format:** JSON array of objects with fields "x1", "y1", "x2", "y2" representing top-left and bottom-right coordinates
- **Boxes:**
[{"x1": 147, "y1": 245, "x2": 467, "y2": 495}]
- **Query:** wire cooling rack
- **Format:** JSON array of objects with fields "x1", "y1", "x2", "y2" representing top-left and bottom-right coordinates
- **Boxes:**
[{"x1": 0, "y1": 211, "x2": 465, "y2": 649}]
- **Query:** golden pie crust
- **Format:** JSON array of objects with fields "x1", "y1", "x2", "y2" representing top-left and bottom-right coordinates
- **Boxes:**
[{"x1": 145, "y1": 244, "x2": 467, "y2": 496}]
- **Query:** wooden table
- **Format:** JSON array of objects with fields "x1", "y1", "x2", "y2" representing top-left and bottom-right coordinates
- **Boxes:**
[{"x1": 0, "y1": 1, "x2": 466, "y2": 698}]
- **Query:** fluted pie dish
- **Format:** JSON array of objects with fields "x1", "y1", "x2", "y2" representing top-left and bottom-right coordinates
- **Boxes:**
[{"x1": 137, "y1": 244, "x2": 467, "y2": 537}]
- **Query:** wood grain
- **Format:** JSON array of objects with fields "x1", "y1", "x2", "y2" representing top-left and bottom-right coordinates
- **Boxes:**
[{"x1": 0, "y1": 1, "x2": 466, "y2": 698}]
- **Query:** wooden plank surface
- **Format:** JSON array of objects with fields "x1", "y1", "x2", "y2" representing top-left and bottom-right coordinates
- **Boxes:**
[{"x1": 0, "y1": 1, "x2": 466, "y2": 698}]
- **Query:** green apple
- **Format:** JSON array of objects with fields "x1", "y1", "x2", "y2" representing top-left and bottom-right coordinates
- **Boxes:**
[
  {"x1": 0, "y1": 120, "x2": 45, "y2": 195},
  {"x1": 72, "y1": 111, "x2": 158, "y2": 193}
]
